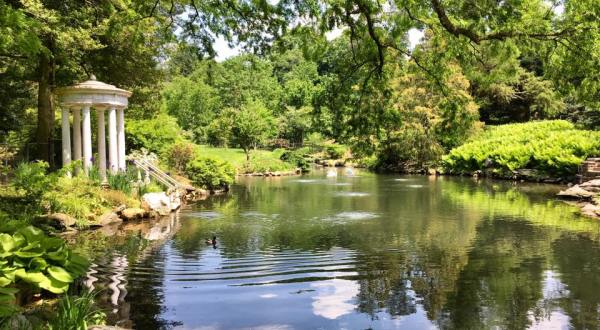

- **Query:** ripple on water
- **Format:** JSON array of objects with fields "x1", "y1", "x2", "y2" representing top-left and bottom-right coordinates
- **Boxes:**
[
  {"x1": 334, "y1": 192, "x2": 370, "y2": 197},
  {"x1": 393, "y1": 178, "x2": 411, "y2": 181},
  {"x1": 333, "y1": 211, "x2": 379, "y2": 221},
  {"x1": 191, "y1": 211, "x2": 223, "y2": 219},
  {"x1": 293, "y1": 179, "x2": 321, "y2": 183},
  {"x1": 329, "y1": 182, "x2": 352, "y2": 186},
  {"x1": 407, "y1": 184, "x2": 424, "y2": 188}
]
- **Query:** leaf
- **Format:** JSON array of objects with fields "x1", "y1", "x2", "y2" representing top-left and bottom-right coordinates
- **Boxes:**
[
  {"x1": 15, "y1": 269, "x2": 49, "y2": 285},
  {"x1": 14, "y1": 249, "x2": 44, "y2": 258},
  {"x1": 47, "y1": 266, "x2": 74, "y2": 283},
  {"x1": 0, "y1": 287, "x2": 19, "y2": 296},
  {"x1": 0, "y1": 276, "x2": 11, "y2": 287},
  {"x1": 0, "y1": 234, "x2": 15, "y2": 252},
  {"x1": 29, "y1": 257, "x2": 48, "y2": 271},
  {"x1": 38, "y1": 276, "x2": 69, "y2": 294},
  {"x1": 18, "y1": 226, "x2": 44, "y2": 243}
]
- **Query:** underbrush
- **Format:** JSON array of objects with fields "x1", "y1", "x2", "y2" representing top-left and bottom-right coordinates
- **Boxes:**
[{"x1": 442, "y1": 120, "x2": 600, "y2": 178}]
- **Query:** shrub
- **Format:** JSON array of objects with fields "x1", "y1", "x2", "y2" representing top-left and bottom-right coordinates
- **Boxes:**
[
  {"x1": 324, "y1": 144, "x2": 348, "y2": 159},
  {"x1": 12, "y1": 162, "x2": 55, "y2": 203},
  {"x1": 44, "y1": 176, "x2": 110, "y2": 223},
  {"x1": 126, "y1": 114, "x2": 186, "y2": 154},
  {"x1": 280, "y1": 148, "x2": 311, "y2": 172},
  {"x1": 442, "y1": 120, "x2": 600, "y2": 177},
  {"x1": 164, "y1": 141, "x2": 197, "y2": 174},
  {"x1": 0, "y1": 226, "x2": 90, "y2": 317},
  {"x1": 185, "y1": 157, "x2": 235, "y2": 190}
]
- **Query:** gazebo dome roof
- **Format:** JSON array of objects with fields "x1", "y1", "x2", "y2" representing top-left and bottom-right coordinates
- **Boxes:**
[{"x1": 57, "y1": 75, "x2": 132, "y2": 109}]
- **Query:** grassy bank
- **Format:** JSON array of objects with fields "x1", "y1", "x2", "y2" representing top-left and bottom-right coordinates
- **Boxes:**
[{"x1": 196, "y1": 145, "x2": 297, "y2": 174}]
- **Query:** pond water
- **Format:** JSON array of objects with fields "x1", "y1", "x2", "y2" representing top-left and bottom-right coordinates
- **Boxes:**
[{"x1": 72, "y1": 170, "x2": 600, "y2": 329}]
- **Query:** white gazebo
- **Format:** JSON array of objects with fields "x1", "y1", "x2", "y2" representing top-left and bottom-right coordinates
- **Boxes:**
[{"x1": 57, "y1": 75, "x2": 132, "y2": 180}]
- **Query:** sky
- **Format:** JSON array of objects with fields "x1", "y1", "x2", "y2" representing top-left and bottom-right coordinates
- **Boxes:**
[{"x1": 213, "y1": 28, "x2": 425, "y2": 62}]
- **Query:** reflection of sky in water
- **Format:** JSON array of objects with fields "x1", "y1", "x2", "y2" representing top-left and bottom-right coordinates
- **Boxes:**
[
  {"x1": 189, "y1": 211, "x2": 222, "y2": 219},
  {"x1": 529, "y1": 270, "x2": 571, "y2": 329},
  {"x1": 311, "y1": 279, "x2": 359, "y2": 319}
]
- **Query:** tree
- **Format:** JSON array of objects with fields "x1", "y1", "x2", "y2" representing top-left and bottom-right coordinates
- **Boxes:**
[{"x1": 232, "y1": 102, "x2": 276, "y2": 161}]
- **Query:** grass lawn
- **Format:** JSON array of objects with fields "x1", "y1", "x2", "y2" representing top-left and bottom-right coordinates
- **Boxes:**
[{"x1": 196, "y1": 145, "x2": 295, "y2": 172}]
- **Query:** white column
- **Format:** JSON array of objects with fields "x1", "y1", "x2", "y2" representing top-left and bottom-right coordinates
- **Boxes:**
[
  {"x1": 108, "y1": 107, "x2": 118, "y2": 174},
  {"x1": 97, "y1": 108, "x2": 107, "y2": 181},
  {"x1": 117, "y1": 107, "x2": 126, "y2": 171},
  {"x1": 82, "y1": 105, "x2": 92, "y2": 173},
  {"x1": 72, "y1": 107, "x2": 82, "y2": 163},
  {"x1": 61, "y1": 107, "x2": 71, "y2": 167}
]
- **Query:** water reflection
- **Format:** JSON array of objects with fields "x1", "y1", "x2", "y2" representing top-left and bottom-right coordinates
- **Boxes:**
[{"x1": 72, "y1": 173, "x2": 600, "y2": 329}]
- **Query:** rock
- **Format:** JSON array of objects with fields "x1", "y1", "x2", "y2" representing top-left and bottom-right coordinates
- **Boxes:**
[
  {"x1": 580, "y1": 179, "x2": 600, "y2": 193},
  {"x1": 46, "y1": 213, "x2": 77, "y2": 229},
  {"x1": 121, "y1": 208, "x2": 146, "y2": 221},
  {"x1": 142, "y1": 192, "x2": 173, "y2": 216},
  {"x1": 98, "y1": 212, "x2": 122, "y2": 226},
  {"x1": 557, "y1": 185, "x2": 596, "y2": 200},
  {"x1": 580, "y1": 203, "x2": 600, "y2": 217},
  {"x1": 113, "y1": 204, "x2": 126, "y2": 214}
]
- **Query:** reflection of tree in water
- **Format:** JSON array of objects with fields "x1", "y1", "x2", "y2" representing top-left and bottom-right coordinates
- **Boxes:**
[
  {"x1": 439, "y1": 218, "x2": 549, "y2": 329},
  {"x1": 552, "y1": 234, "x2": 600, "y2": 329}
]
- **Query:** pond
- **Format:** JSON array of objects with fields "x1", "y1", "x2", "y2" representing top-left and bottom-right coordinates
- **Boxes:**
[{"x1": 73, "y1": 170, "x2": 600, "y2": 329}]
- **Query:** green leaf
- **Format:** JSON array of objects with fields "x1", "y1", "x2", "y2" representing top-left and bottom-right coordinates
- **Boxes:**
[
  {"x1": 15, "y1": 269, "x2": 49, "y2": 285},
  {"x1": 38, "y1": 276, "x2": 69, "y2": 294},
  {"x1": 47, "y1": 266, "x2": 74, "y2": 283},
  {"x1": 0, "y1": 276, "x2": 11, "y2": 287},
  {"x1": 0, "y1": 234, "x2": 15, "y2": 252},
  {"x1": 0, "y1": 287, "x2": 19, "y2": 296},
  {"x1": 29, "y1": 257, "x2": 48, "y2": 271},
  {"x1": 14, "y1": 249, "x2": 44, "y2": 258},
  {"x1": 18, "y1": 226, "x2": 44, "y2": 243}
]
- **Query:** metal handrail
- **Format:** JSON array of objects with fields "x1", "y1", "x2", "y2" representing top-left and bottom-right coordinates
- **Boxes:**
[{"x1": 131, "y1": 157, "x2": 182, "y2": 190}]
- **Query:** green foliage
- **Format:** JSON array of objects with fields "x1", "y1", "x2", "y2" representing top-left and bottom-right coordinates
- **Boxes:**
[
  {"x1": 126, "y1": 114, "x2": 186, "y2": 155},
  {"x1": 232, "y1": 102, "x2": 276, "y2": 159},
  {"x1": 323, "y1": 144, "x2": 348, "y2": 160},
  {"x1": 12, "y1": 162, "x2": 55, "y2": 203},
  {"x1": 138, "y1": 182, "x2": 164, "y2": 196},
  {"x1": 164, "y1": 141, "x2": 198, "y2": 174},
  {"x1": 241, "y1": 155, "x2": 296, "y2": 174},
  {"x1": 0, "y1": 226, "x2": 89, "y2": 317},
  {"x1": 443, "y1": 120, "x2": 600, "y2": 177},
  {"x1": 279, "y1": 148, "x2": 311, "y2": 172},
  {"x1": 48, "y1": 291, "x2": 106, "y2": 330},
  {"x1": 185, "y1": 157, "x2": 235, "y2": 190}
]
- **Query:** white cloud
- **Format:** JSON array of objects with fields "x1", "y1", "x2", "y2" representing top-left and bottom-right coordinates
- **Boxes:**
[{"x1": 213, "y1": 36, "x2": 241, "y2": 62}]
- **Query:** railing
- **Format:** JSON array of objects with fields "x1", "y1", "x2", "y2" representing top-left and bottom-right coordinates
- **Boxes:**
[{"x1": 130, "y1": 157, "x2": 182, "y2": 191}]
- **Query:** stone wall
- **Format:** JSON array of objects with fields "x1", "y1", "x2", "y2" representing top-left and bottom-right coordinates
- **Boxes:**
[{"x1": 581, "y1": 158, "x2": 600, "y2": 181}]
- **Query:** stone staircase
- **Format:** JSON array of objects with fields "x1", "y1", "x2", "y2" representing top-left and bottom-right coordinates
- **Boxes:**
[{"x1": 580, "y1": 158, "x2": 600, "y2": 182}]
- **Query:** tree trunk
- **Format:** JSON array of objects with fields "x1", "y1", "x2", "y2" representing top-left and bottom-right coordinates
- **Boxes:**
[{"x1": 35, "y1": 54, "x2": 55, "y2": 168}]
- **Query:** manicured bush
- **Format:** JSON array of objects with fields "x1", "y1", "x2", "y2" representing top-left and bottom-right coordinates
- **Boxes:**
[
  {"x1": 185, "y1": 156, "x2": 235, "y2": 190},
  {"x1": 442, "y1": 120, "x2": 600, "y2": 177}
]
